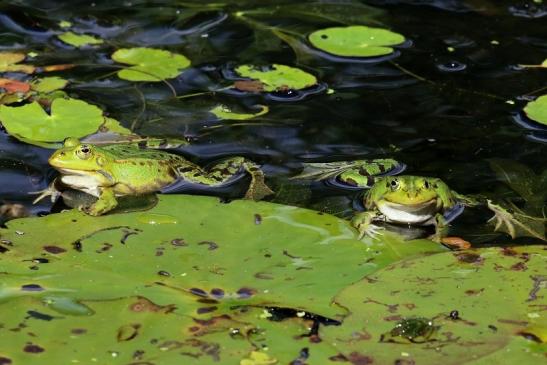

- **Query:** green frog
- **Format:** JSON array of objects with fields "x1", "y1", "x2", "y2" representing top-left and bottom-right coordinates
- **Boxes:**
[
  {"x1": 45, "y1": 138, "x2": 273, "y2": 215},
  {"x1": 351, "y1": 176, "x2": 471, "y2": 241},
  {"x1": 351, "y1": 174, "x2": 545, "y2": 243}
]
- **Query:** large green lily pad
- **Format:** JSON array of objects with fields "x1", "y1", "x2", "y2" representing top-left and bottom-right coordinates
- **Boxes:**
[
  {"x1": 234, "y1": 64, "x2": 318, "y2": 92},
  {"x1": 322, "y1": 246, "x2": 547, "y2": 364},
  {"x1": 524, "y1": 94, "x2": 547, "y2": 126},
  {"x1": 0, "y1": 98, "x2": 104, "y2": 142},
  {"x1": 0, "y1": 195, "x2": 442, "y2": 363},
  {"x1": 308, "y1": 25, "x2": 406, "y2": 57},
  {"x1": 112, "y1": 47, "x2": 191, "y2": 82}
]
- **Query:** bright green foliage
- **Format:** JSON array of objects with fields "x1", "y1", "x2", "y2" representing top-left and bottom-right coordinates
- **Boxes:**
[
  {"x1": 30, "y1": 77, "x2": 68, "y2": 93},
  {"x1": 234, "y1": 64, "x2": 317, "y2": 92},
  {"x1": 308, "y1": 25, "x2": 405, "y2": 57},
  {"x1": 58, "y1": 31, "x2": 103, "y2": 47},
  {"x1": 112, "y1": 47, "x2": 191, "y2": 81},
  {"x1": 524, "y1": 94, "x2": 547, "y2": 126},
  {"x1": 0, "y1": 195, "x2": 443, "y2": 364},
  {"x1": 322, "y1": 246, "x2": 547, "y2": 364},
  {"x1": 0, "y1": 98, "x2": 104, "y2": 142},
  {"x1": 210, "y1": 104, "x2": 268, "y2": 120}
]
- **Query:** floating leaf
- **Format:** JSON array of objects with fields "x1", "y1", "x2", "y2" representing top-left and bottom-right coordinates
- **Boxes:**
[
  {"x1": 523, "y1": 94, "x2": 547, "y2": 126},
  {"x1": 58, "y1": 20, "x2": 72, "y2": 28},
  {"x1": 234, "y1": 64, "x2": 317, "y2": 92},
  {"x1": 0, "y1": 52, "x2": 35, "y2": 73},
  {"x1": 308, "y1": 25, "x2": 405, "y2": 57},
  {"x1": 41, "y1": 63, "x2": 75, "y2": 72},
  {"x1": 0, "y1": 195, "x2": 444, "y2": 363},
  {"x1": 0, "y1": 98, "x2": 103, "y2": 142},
  {"x1": 30, "y1": 76, "x2": 68, "y2": 93},
  {"x1": 323, "y1": 246, "x2": 547, "y2": 364},
  {"x1": 0, "y1": 78, "x2": 30, "y2": 93},
  {"x1": 210, "y1": 104, "x2": 269, "y2": 120},
  {"x1": 112, "y1": 47, "x2": 191, "y2": 81},
  {"x1": 57, "y1": 31, "x2": 103, "y2": 47}
]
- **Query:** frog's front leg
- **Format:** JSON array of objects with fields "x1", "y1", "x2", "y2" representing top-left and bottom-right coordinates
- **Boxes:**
[
  {"x1": 431, "y1": 213, "x2": 448, "y2": 243},
  {"x1": 351, "y1": 211, "x2": 384, "y2": 240},
  {"x1": 207, "y1": 157, "x2": 274, "y2": 201},
  {"x1": 82, "y1": 188, "x2": 118, "y2": 216}
]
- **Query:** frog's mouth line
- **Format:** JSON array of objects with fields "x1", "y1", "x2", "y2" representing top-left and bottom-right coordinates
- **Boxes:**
[
  {"x1": 382, "y1": 198, "x2": 437, "y2": 211},
  {"x1": 55, "y1": 168, "x2": 114, "y2": 182}
]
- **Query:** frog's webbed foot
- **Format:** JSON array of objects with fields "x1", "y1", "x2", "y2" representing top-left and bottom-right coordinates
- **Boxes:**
[
  {"x1": 351, "y1": 211, "x2": 384, "y2": 240},
  {"x1": 243, "y1": 162, "x2": 274, "y2": 201},
  {"x1": 486, "y1": 199, "x2": 546, "y2": 241},
  {"x1": 30, "y1": 179, "x2": 62, "y2": 204},
  {"x1": 81, "y1": 188, "x2": 118, "y2": 216},
  {"x1": 430, "y1": 213, "x2": 449, "y2": 243}
]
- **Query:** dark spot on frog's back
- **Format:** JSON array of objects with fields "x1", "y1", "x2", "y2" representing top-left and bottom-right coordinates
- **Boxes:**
[
  {"x1": 43, "y1": 245, "x2": 66, "y2": 254},
  {"x1": 0, "y1": 357, "x2": 12, "y2": 364},
  {"x1": 21, "y1": 284, "x2": 44, "y2": 291}
]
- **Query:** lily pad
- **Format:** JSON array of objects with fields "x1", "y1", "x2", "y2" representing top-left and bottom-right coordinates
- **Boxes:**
[
  {"x1": 322, "y1": 246, "x2": 547, "y2": 364},
  {"x1": 30, "y1": 76, "x2": 68, "y2": 93},
  {"x1": 308, "y1": 25, "x2": 406, "y2": 57},
  {"x1": 0, "y1": 52, "x2": 35, "y2": 73},
  {"x1": 234, "y1": 64, "x2": 318, "y2": 92},
  {"x1": 0, "y1": 195, "x2": 442, "y2": 363},
  {"x1": 524, "y1": 94, "x2": 547, "y2": 126},
  {"x1": 57, "y1": 31, "x2": 103, "y2": 47},
  {"x1": 112, "y1": 47, "x2": 191, "y2": 82},
  {"x1": 210, "y1": 104, "x2": 269, "y2": 120},
  {"x1": 0, "y1": 98, "x2": 104, "y2": 142}
]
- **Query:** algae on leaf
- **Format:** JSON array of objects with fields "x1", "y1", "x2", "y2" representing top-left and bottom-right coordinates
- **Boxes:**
[
  {"x1": 234, "y1": 64, "x2": 318, "y2": 92},
  {"x1": 112, "y1": 47, "x2": 191, "y2": 81},
  {"x1": 0, "y1": 98, "x2": 104, "y2": 142},
  {"x1": 308, "y1": 25, "x2": 405, "y2": 57}
]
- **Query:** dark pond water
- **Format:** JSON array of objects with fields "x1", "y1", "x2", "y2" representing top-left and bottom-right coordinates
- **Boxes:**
[{"x1": 0, "y1": 0, "x2": 545, "y2": 244}]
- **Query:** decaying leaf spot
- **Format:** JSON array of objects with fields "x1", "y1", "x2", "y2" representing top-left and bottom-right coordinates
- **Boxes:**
[
  {"x1": 454, "y1": 252, "x2": 484, "y2": 264},
  {"x1": 237, "y1": 287, "x2": 256, "y2": 299},
  {"x1": 441, "y1": 236, "x2": 471, "y2": 250},
  {"x1": 129, "y1": 297, "x2": 176, "y2": 313},
  {"x1": 0, "y1": 78, "x2": 30, "y2": 93},
  {"x1": 198, "y1": 241, "x2": 219, "y2": 250},
  {"x1": 23, "y1": 343, "x2": 45, "y2": 353},
  {"x1": 117, "y1": 323, "x2": 141, "y2": 342},
  {"x1": 21, "y1": 284, "x2": 44, "y2": 292},
  {"x1": 43, "y1": 245, "x2": 66, "y2": 254},
  {"x1": 233, "y1": 80, "x2": 265, "y2": 92}
]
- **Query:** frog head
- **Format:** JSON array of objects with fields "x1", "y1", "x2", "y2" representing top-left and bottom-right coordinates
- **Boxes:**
[
  {"x1": 48, "y1": 138, "x2": 111, "y2": 173},
  {"x1": 365, "y1": 176, "x2": 456, "y2": 210}
]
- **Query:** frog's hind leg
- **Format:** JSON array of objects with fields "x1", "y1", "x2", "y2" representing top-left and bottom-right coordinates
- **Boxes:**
[{"x1": 207, "y1": 157, "x2": 274, "y2": 201}]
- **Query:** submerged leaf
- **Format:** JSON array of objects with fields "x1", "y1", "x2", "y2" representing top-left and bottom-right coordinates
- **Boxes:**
[
  {"x1": 210, "y1": 104, "x2": 268, "y2": 120},
  {"x1": 523, "y1": 94, "x2": 547, "y2": 126},
  {"x1": 0, "y1": 98, "x2": 103, "y2": 142},
  {"x1": 57, "y1": 31, "x2": 103, "y2": 47},
  {"x1": 234, "y1": 64, "x2": 317, "y2": 92},
  {"x1": 308, "y1": 25, "x2": 405, "y2": 57},
  {"x1": 112, "y1": 47, "x2": 191, "y2": 81}
]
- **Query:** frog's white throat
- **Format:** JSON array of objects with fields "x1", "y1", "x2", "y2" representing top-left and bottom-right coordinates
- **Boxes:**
[
  {"x1": 57, "y1": 168, "x2": 112, "y2": 197},
  {"x1": 377, "y1": 199, "x2": 438, "y2": 225}
]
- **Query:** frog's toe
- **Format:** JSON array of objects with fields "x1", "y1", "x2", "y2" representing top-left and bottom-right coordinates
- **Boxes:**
[{"x1": 357, "y1": 223, "x2": 384, "y2": 240}]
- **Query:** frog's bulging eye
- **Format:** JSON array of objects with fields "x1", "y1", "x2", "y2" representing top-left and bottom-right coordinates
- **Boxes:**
[
  {"x1": 390, "y1": 179, "x2": 399, "y2": 190},
  {"x1": 424, "y1": 180, "x2": 430, "y2": 189},
  {"x1": 76, "y1": 145, "x2": 92, "y2": 160}
]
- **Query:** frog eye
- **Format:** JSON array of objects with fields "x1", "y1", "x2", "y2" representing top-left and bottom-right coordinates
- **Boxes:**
[
  {"x1": 76, "y1": 145, "x2": 92, "y2": 159},
  {"x1": 423, "y1": 180, "x2": 430, "y2": 189},
  {"x1": 390, "y1": 179, "x2": 399, "y2": 190}
]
